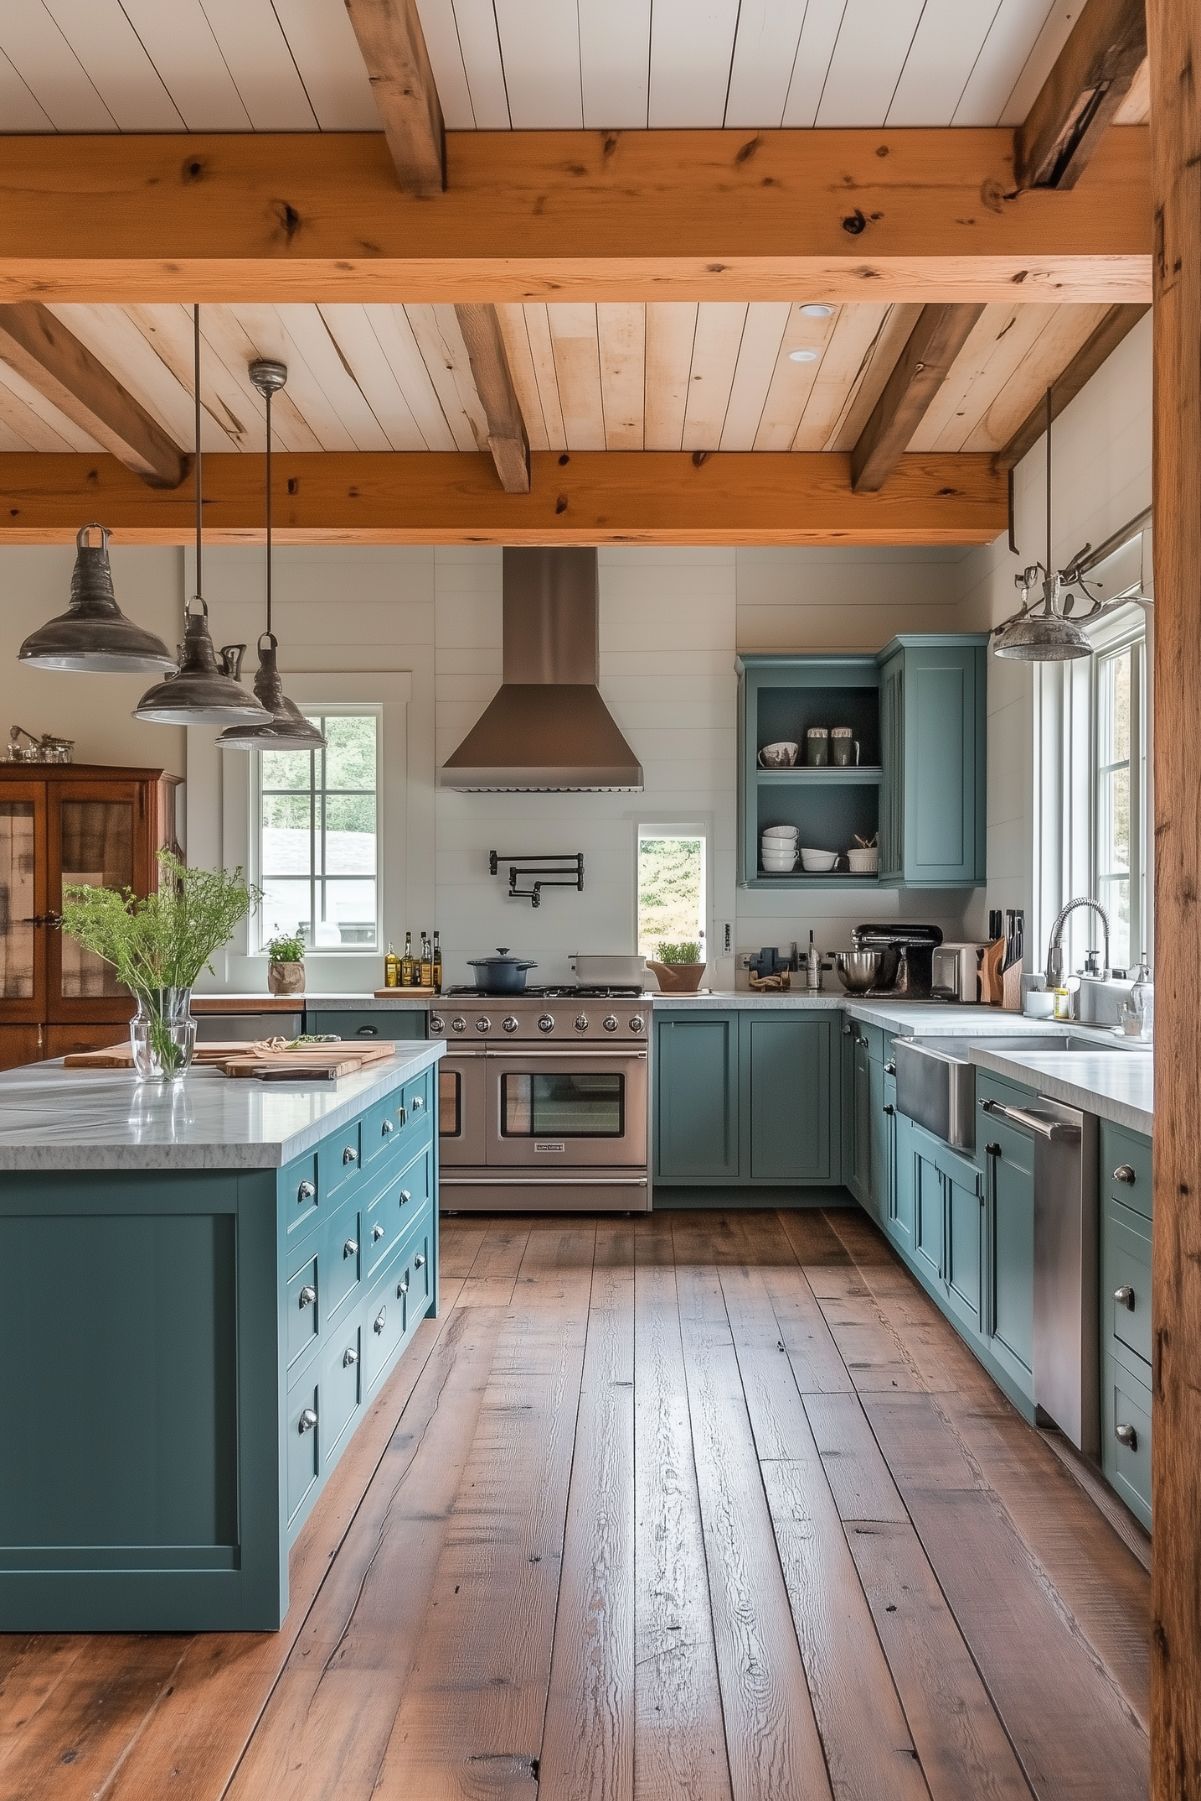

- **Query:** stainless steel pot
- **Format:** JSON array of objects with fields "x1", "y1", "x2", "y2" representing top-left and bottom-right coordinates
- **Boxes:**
[
  {"x1": 833, "y1": 950, "x2": 882, "y2": 995},
  {"x1": 465, "y1": 947, "x2": 539, "y2": 994}
]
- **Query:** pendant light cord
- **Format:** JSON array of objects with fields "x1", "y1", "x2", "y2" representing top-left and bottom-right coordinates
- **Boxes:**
[
  {"x1": 264, "y1": 385, "x2": 273, "y2": 638},
  {"x1": 193, "y1": 303, "x2": 203, "y2": 605}
]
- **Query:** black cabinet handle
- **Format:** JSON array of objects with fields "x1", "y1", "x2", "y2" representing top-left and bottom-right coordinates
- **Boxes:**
[
  {"x1": 985, "y1": 1142, "x2": 1001, "y2": 1157},
  {"x1": 882, "y1": 1104, "x2": 894, "y2": 1116}
]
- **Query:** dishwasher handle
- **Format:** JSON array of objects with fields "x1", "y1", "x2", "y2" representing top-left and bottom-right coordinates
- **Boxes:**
[{"x1": 979, "y1": 1097, "x2": 1081, "y2": 1143}]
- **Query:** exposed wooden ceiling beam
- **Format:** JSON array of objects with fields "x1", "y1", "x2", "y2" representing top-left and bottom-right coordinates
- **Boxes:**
[
  {"x1": 1016, "y1": 0, "x2": 1147, "y2": 189},
  {"x1": 343, "y1": 0, "x2": 444, "y2": 196},
  {"x1": 0, "y1": 129, "x2": 1150, "y2": 305},
  {"x1": 453, "y1": 304, "x2": 530, "y2": 493},
  {"x1": 851, "y1": 304, "x2": 984, "y2": 493},
  {"x1": 0, "y1": 303, "x2": 185, "y2": 487},
  {"x1": 994, "y1": 303, "x2": 1148, "y2": 469},
  {"x1": 0, "y1": 451, "x2": 1004, "y2": 546}
]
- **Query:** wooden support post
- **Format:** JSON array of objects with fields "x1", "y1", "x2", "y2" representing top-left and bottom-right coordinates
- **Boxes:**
[{"x1": 1148, "y1": 0, "x2": 1201, "y2": 1793}]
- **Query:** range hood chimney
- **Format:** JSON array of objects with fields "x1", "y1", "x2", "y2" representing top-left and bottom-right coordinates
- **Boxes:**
[{"x1": 439, "y1": 548, "x2": 643, "y2": 792}]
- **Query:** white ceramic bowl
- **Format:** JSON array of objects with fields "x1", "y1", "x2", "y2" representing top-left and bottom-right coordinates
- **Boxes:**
[
  {"x1": 761, "y1": 824, "x2": 800, "y2": 840},
  {"x1": 759, "y1": 741, "x2": 799, "y2": 768},
  {"x1": 846, "y1": 846, "x2": 879, "y2": 874},
  {"x1": 800, "y1": 848, "x2": 838, "y2": 872},
  {"x1": 760, "y1": 853, "x2": 797, "y2": 872}
]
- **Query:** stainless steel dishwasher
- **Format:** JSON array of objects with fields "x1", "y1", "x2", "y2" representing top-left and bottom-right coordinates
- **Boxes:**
[{"x1": 979, "y1": 1090, "x2": 1099, "y2": 1457}]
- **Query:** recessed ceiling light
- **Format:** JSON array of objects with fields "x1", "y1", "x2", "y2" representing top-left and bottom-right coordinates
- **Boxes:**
[
  {"x1": 788, "y1": 348, "x2": 820, "y2": 363},
  {"x1": 800, "y1": 304, "x2": 834, "y2": 318}
]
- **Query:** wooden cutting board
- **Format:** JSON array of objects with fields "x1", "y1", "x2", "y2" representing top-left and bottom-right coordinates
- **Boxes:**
[{"x1": 63, "y1": 1040, "x2": 397, "y2": 1076}]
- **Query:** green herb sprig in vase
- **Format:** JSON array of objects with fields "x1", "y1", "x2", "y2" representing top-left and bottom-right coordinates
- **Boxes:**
[{"x1": 59, "y1": 851, "x2": 261, "y2": 1081}]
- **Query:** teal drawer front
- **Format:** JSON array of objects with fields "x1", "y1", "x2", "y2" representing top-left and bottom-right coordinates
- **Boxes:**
[
  {"x1": 285, "y1": 1247, "x2": 321, "y2": 1373},
  {"x1": 363, "y1": 1070, "x2": 432, "y2": 1168},
  {"x1": 286, "y1": 1375, "x2": 321, "y2": 1527},
  {"x1": 319, "y1": 1117, "x2": 364, "y2": 1203},
  {"x1": 1102, "y1": 1357, "x2": 1151, "y2": 1530},
  {"x1": 1103, "y1": 1194, "x2": 1151, "y2": 1375},
  {"x1": 325, "y1": 1204, "x2": 363, "y2": 1323},
  {"x1": 320, "y1": 1324, "x2": 363, "y2": 1464},
  {"x1": 282, "y1": 1149, "x2": 320, "y2": 1236},
  {"x1": 311, "y1": 1009, "x2": 427, "y2": 1043},
  {"x1": 1101, "y1": 1121, "x2": 1152, "y2": 1220},
  {"x1": 364, "y1": 1138, "x2": 432, "y2": 1278},
  {"x1": 363, "y1": 1215, "x2": 433, "y2": 1395}
]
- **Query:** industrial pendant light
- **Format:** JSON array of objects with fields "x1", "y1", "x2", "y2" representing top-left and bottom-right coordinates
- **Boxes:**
[
  {"x1": 134, "y1": 306, "x2": 271, "y2": 728},
  {"x1": 218, "y1": 361, "x2": 325, "y2": 752},
  {"x1": 993, "y1": 391, "x2": 1097, "y2": 663},
  {"x1": 18, "y1": 523, "x2": 177, "y2": 674}
]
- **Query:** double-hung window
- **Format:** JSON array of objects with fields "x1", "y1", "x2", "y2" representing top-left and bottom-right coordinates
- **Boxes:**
[
  {"x1": 1091, "y1": 622, "x2": 1147, "y2": 972},
  {"x1": 256, "y1": 709, "x2": 381, "y2": 953}
]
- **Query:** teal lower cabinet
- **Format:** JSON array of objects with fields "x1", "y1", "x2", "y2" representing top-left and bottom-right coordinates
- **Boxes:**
[
  {"x1": 894, "y1": 1117, "x2": 983, "y2": 1339},
  {"x1": 306, "y1": 1006, "x2": 427, "y2": 1042},
  {"x1": 655, "y1": 1009, "x2": 839, "y2": 1192},
  {"x1": 978, "y1": 1076, "x2": 1036, "y2": 1401},
  {"x1": 844, "y1": 1023, "x2": 872, "y2": 1207},
  {"x1": 865, "y1": 1051, "x2": 896, "y2": 1229},
  {"x1": 0, "y1": 1064, "x2": 438, "y2": 1631},
  {"x1": 1100, "y1": 1120, "x2": 1153, "y2": 1529}
]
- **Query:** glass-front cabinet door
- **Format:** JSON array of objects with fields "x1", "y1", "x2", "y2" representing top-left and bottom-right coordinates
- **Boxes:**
[
  {"x1": 0, "y1": 783, "x2": 48, "y2": 1025},
  {"x1": 47, "y1": 781, "x2": 149, "y2": 1021}
]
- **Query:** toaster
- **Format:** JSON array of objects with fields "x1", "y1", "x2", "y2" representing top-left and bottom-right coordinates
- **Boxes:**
[{"x1": 932, "y1": 942, "x2": 982, "y2": 1004}]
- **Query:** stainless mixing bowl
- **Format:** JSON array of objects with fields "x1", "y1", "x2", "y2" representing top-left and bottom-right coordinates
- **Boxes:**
[{"x1": 833, "y1": 950, "x2": 882, "y2": 994}]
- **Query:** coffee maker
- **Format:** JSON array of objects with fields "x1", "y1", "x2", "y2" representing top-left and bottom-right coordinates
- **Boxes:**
[{"x1": 850, "y1": 923, "x2": 943, "y2": 998}]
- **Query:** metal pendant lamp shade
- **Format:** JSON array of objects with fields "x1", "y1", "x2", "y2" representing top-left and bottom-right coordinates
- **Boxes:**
[
  {"x1": 19, "y1": 524, "x2": 177, "y2": 674},
  {"x1": 134, "y1": 304, "x2": 270, "y2": 729},
  {"x1": 994, "y1": 598, "x2": 1091, "y2": 661},
  {"x1": 219, "y1": 359, "x2": 325, "y2": 752}
]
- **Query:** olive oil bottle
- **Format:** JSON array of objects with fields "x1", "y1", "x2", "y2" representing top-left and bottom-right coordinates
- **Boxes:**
[
  {"x1": 419, "y1": 931, "x2": 433, "y2": 989},
  {"x1": 383, "y1": 942, "x2": 400, "y2": 989},
  {"x1": 431, "y1": 929, "x2": 443, "y2": 995},
  {"x1": 400, "y1": 930, "x2": 415, "y2": 987}
]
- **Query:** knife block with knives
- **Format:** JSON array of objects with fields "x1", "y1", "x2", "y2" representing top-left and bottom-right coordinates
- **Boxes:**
[{"x1": 982, "y1": 908, "x2": 1024, "y2": 1009}]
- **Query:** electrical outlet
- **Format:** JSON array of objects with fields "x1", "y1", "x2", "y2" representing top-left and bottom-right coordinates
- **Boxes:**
[{"x1": 715, "y1": 920, "x2": 733, "y2": 956}]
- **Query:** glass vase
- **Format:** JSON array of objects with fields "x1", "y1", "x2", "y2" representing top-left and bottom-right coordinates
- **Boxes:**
[{"x1": 130, "y1": 987, "x2": 196, "y2": 1082}]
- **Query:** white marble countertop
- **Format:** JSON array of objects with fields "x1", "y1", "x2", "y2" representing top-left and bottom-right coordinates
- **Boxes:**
[
  {"x1": 967, "y1": 1044, "x2": 1152, "y2": 1136},
  {"x1": 193, "y1": 991, "x2": 431, "y2": 1012},
  {"x1": 0, "y1": 1041, "x2": 445, "y2": 1173}
]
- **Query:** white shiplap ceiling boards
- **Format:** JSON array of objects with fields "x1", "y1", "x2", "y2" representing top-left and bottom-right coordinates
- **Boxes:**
[{"x1": 0, "y1": 0, "x2": 1144, "y2": 135}]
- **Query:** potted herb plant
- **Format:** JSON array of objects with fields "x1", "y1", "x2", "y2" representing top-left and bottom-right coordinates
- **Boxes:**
[
  {"x1": 647, "y1": 939, "x2": 707, "y2": 995},
  {"x1": 265, "y1": 933, "x2": 306, "y2": 997},
  {"x1": 59, "y1": 850, "x2": 261, "y2": 1081}
]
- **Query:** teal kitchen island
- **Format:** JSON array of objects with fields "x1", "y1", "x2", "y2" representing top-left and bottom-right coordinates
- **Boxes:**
[{"x1": 0, "y1": 1040, "x2": 443, "y2": 1631}]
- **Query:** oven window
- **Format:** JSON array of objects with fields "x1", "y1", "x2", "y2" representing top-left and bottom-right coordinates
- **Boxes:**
[
  {"x1": 439, "y1": 1068, "x2": 461, "y2": 1137},
  {"x1": 501, "y1": 1072, "x2": 625, "y2": 1138}
]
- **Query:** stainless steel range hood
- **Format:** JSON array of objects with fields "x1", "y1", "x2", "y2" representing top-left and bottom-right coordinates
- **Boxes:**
[{"x1": 440, "y1": 548, "x2": 643, "y2": 792}]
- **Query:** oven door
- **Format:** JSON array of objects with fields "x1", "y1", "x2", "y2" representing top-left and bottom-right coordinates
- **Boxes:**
[
  {"x1": 484, "y1": 1048, "x2": 648, "y2": 1169},
  {"x1": 438, "y1": 1050, "x2": 489, "y2": 1166}
]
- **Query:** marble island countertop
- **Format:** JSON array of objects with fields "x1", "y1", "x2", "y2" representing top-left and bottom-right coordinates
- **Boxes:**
[
  {"x1": 965, "y1": 1042, "x2": 1152, "y2": 1136},
  {"x1": 0, "y1": 1040, "x2": 445, "y2": 1173}
]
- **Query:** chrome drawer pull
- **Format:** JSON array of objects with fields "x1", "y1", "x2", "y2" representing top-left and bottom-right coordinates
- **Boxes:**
[
  {"x1": 1114, "y1": 1165, "x2": 1136, "y2": 1186},
  {"x1": 373, "y1": 1307, "x2": 386, "y2": 1334},
  {"x1": 357, "y1": 1025, "x2": 379, "y2": 1036},
  {"x1": 396, "y1": 1105, "x2": 408, "y2": 1127},
  {"x1": 412, "y1": 1094, "x2": 425, "y2": 1111},
  {"x1": 298, "y1": 1284, "x2": 317, "y2": 1308},
  {"x1": 343, "y1": 1237, "x2": 359, "y2": 1258},
  {"x1": 414, "y1": 1253, "x2": 426, "y2": 1268},
  {"x1": 343, "y1": 1346, "x2": 359, "y2": 1367},
  {"x1": 400, "y1": 1188, "x2": 412, "y2": 1204},
  {"x1": 885, "y1": 1061, "x2": 896, "y2": 1076},
  {"x1": 298, "y1": 1408, "x2": 318, "y2": 1433},
  {"x1": 1113, "y1": 1285, "x2": 1136, "y2": 1309},
  {"x1": 297, "y1": 1179, "x2": 316, "y2": 1202},
  {"x1": 397, "y1": 1278, "x2": 409, "y2": 1296},
  {"x1": 343, "y1": 1146, "x2": 359, "y2": 1165},
  {"x1": 372, "y1": 1223, "x2": 385, "y2": 1242},
  {"x1": 381, "y1": 1118, "x2": 394, "y2": 1135},
  {"x1": 1114, "y1": 1422, "x2": 1138, "y2": 1450}
]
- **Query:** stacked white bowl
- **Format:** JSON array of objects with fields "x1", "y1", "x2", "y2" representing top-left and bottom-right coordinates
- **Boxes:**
[{"x1": 760, "y1": 823, "x2": 799, "y2": 872}]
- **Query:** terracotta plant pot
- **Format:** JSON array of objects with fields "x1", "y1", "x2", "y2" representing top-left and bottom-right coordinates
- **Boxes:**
[
  {"x1": 268, "y1": 960, "x2": 305, "y2": 997},
  {"x1": 647, "y1": 960, "x2": 706, "y2": 994}
]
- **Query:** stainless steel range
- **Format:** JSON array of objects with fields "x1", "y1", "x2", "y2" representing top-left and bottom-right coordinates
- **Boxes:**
[{"x1": 431, "y1": 987, "x2": 650, "y2": 1212}]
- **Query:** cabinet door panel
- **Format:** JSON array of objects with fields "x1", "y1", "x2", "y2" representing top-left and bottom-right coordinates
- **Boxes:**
[
  {"x1": 944, "y1": 1170, "x2": 983, "y2": 1333},
  {"x1": 890, "y1": 1113, "x2": 915, "y2": 1250},
  {"x1": 744, "y1": 1013, "x2": 836, "y2": 1184},
  {"x1": 0, "y1": 783, "x2": 48, "y2": 1024},
  {"x1": 655, "y1": 1013, "x2": 739, "y2": 1182},
  {"x1": 845, "y1": 1034, "x2": 872, "y2": 1205},
  {"x1": 986, "y1": 1118, "x2": 1035, "y2": 1378},
  {"x1": 901, "y1": 646, "x2": 984, "y2": 885},
  {"x1": 878, "y1": 655, "x2": 903, "y2": 881},
  {"x1": 913, "y1": 1153, "x2": 944, "y2": 1283},
  {"x1": 48, "y1": 782, "x2": 149, "y2": 1020}
]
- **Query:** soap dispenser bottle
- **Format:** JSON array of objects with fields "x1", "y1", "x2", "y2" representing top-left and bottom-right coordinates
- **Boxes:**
[{"x1": 1128, "y1": 953, "x2": 1154, "y2": 1041}]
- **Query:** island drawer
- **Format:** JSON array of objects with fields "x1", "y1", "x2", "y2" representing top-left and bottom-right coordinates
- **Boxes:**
[
  {"x1": 325, "y1": 1204, "x2": 363, "y2": 1323},
  {"x1": 311, "y1": 1009, "x2": 427, "y2": 1043},
  {"x1": 320, "y1": 1117, "x2": 364, "y2": 1202},
  {"x1": 285, "y1": 1247, "x2": 321, "y2": 1373},
  {"x1": 362, "y1": 1214, "x2": 433, "y2": 1394},
  {"x1": 1100, "y1": 1121, "x2": 1152, "y2": 1220},
  {"x1": 286, "y1": 1374, "x2": 322, "y2": 1527},
  {"x1": 1101, "y1": 1355, "x2": 1152, "y2": 1530},
  {"x1": 363, "y1": 1072, "x2": 433, "y2": 1168},
  {"x1": 1103, "y1": 1194, "x2": 1151, "y2": 1375},
  {"x1": 364, "y1": 1138, "x2": 433, "y2": 1277},
  {"x1": 283, "y1": 1149, "x2": 321, "y2": 1235},
  {"x1": 321, "y1": 1324, "x2": 363, "y2": 1464}
]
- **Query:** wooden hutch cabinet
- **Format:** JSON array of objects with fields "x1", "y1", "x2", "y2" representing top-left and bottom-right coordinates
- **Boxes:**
[{"x1": 0, "y1": 766, "x2": 183, "y2": 1070}]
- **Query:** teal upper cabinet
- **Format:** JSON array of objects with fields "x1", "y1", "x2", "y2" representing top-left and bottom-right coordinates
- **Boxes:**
[
  {"x1": 738, "y1": 640, "x2": 985, "y2": 891},
  {"x1": 655, "y1": 1009, "x2": 840, "y2": 1188},
  {"x1": 876, "y1": 635, "x2": 987, "y2": 888}
]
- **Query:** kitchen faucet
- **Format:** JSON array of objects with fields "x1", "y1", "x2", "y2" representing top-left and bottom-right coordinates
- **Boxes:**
[{"x1": 1045, "y1": 897, "x2": 1111, "y2": 988}]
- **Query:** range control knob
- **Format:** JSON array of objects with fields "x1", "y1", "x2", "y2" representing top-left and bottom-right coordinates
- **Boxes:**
[
  {"x1": 503, "y1": 1015, "x2": 520, "y2": 1033},
  {"x1": 575, "y1": 1014, "x2": 589, "y2": 1031},
  {"x1": 538, "y1": 1013, "x2": 555, "y2": 1033},
  {"x1": 629, "y1": 1014, "x2": 646, "y2": 1034},
  {"x1": 602, "y1": 1014, "x2": 618, "y2": 1032},
  {"x1": 450, "y1": 1016, "x2": 466, "y2": 1033},
  {"x1": 475, "y1": 1016, "x2": 491, "y2": 1033},
  {"x1": 429, "y1": 1014, "x2": 445, "y2": 1035}
]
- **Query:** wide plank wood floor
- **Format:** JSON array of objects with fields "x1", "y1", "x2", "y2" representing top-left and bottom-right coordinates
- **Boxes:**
[{"x1": 0, "y1": 1208, "x2": 1150, "y2": 1801}]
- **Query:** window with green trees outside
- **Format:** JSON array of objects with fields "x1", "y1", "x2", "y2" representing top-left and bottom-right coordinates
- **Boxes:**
[{"x1": 637, "y1": 828, "x2": 707, "y2": 958}]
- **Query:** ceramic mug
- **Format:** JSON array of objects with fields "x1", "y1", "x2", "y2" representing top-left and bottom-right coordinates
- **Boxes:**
[
  {"x1": 804, "y1": 727, "x2": 830, "y2": 768},
  {"x1": 831, "y1": 728, "x2": 859, "y2": 768}
]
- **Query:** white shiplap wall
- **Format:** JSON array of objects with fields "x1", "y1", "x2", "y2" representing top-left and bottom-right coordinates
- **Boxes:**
[{"x1": 1, "y1": 539, "x2": 986, "y2": 991}]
